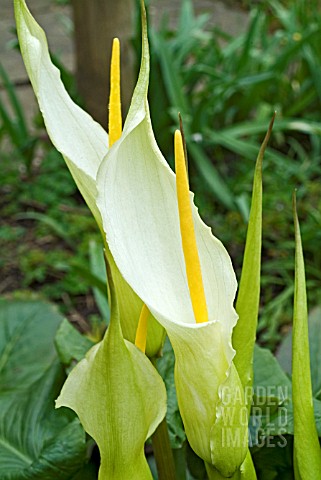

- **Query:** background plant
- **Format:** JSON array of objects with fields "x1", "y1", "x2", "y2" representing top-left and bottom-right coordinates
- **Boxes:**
[
  {"x1": 2, "y1": 0, "x2": 321, "y2": 347},
  {"x1": 1, "y1": 0, "x2": 321, "y2": 477},
  {"x1": 0, "y1": 59, "x2": 105, "y2": 331},
  {"x1": 143, "y1": 0, "x2": 321, "y2": 349}
]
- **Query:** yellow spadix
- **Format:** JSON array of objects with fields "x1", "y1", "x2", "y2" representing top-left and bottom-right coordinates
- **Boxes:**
[
  {"x1": 108, "y1": 38, "x2": 122, "y2": 147},
  {"x1": 174, "y1": 130, "x2": 208, "y2": 324}
]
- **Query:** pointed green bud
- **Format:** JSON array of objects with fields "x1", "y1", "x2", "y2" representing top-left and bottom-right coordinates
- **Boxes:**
[{"x1": 56, "y1": 265, "x2": 167, "y2": 479}]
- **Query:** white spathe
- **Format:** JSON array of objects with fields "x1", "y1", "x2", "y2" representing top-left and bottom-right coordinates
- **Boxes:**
[
  {"x1": 14, "y1": 0, "x2": 165, "y2": 357},
  {"x1": 97, "y1": 12, "x2": 247, "y2": 476},
  {"x1": 14, "y1": 0, "x2": 107, "y2": 225}
]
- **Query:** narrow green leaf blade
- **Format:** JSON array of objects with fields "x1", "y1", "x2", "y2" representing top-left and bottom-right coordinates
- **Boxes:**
[
  {"x1": 188, "y1": 142, "x2": 235, "y2": 210},
  {"x1": 0, "y1": 62, "x2": 28, "y2": 138},
  {"x1": 233, "y1": 115, "x2": 275, "y2": 393},
  {"x1": 292, "y1": 193, "x2": 321, "y2": 480}
]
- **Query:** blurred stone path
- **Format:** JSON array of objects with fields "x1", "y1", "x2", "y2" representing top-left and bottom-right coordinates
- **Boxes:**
[
  {"x1": 0, "y1": 0, "x2": 248, "y2": 127},
  {"x1": 0, "y1": 0, "x2": 74, "y2": 127}
]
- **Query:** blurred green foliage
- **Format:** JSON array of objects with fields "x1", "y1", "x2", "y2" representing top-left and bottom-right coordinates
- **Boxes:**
[
  {"x1": 145, "y1": 0, "x2": 321, "y2": 349},
  {"x1": 0, "y1": 65, "x2": 101, "y2": 320},
  {"x1": 1, "y1": 1, "x2": 321, "y2": 478},
  {"x1": 1, "y1": 0, "x2": 321, "y2": 348}
]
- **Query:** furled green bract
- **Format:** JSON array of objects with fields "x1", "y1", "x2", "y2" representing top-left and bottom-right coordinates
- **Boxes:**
[
  {"x1": 56, "y1": 266, "x2": 167, "y2": 480},
  {"x1": 292, "y1": 193, "x2": 321, "y2": 480},
  {"x1": 233, "y1": 114, "x2": 275, "y2": 397},
  {"x1": 231, "y1": 116, "x2": 275, "y2": 480},
  {"x1": 14, "y1": 0, "x2": 164, "y2": 357},
  {"x1": 96, "y1": 4, "x2": 248, "y2": 477}
]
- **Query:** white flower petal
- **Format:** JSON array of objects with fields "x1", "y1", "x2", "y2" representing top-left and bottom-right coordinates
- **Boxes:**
[
  {"x1": 96, "y1": 9, "x2": 237, "y2": 333},
  {"x1": 14, "y1": 0, "x2": 108, "y2": 223},
  {"x1": 97, "y1": 15, "x2": 247, "y2": 473},
  {"x1": 98, "y1": 116, "x2": 238, "y2": 336}
]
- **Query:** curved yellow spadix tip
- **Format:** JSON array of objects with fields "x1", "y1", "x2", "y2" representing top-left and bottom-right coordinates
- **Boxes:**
[
  {"x1": 108, "y1": 37, "x2": 122, "y2": 147},
  {"x1": 135, "y1": 304, "x2": 150, "y2": 353},
  {"x1": 175, "y1": 130, "x2": 208, "y2": 324}
]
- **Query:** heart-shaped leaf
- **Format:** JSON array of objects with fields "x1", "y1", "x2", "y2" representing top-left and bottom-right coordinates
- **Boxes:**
[
  {"x1": 0, "y1": 299, "x2": 86, "y2": 479},
  {"x1": 0, "y1": 299, "x2": 62, "y2": 392}
]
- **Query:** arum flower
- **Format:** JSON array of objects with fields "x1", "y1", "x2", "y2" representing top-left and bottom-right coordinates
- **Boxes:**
[
  {"x1": 56, "y1": 264, "x2": 167, "y2": 480},
  {"x1": 97, "y1": 8, "x2": 248, "y2": 478},
  {"x1": 14, "y1": 0, "x2": 164, "y2": 357}
]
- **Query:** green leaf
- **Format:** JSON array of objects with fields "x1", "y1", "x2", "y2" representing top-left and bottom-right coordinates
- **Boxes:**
[
  {"x1": 251, "y1": 344, "x2": 292, "y2": 443},
  {"x1": 292, "y1": 194, "x2": 321, "y2": 479},
  {"x1": 251, "y1": 344, "x2": 321, "y2": 441},
  {"x1": 186, "y1": 442, "x2": 207, "y2": 479},
  {"x1": 0, "y1": 299, "x2": 62, "y2": 392},
  {"x1": 0, "y1": 299, "x2": 86, "y2": 479},
  {"x1": 156, "y1": 338, "x2": 186, "y2": 449},
  {"x1": 16, "y1": 211, "x2": 74, "y2": 247},
  {"x1": 188, "y1": 142, "x2": 235, "y2": 210},
  {"x1": 0, "y1": 62, "x2": 28, "y2": 139},
  {"x1": 89, "y1": 239, "x2": 110, "y2": 325},
  {"x1": 70, "y1": 462, "x2": 98, "y2": 480},
  {"x1": 277, "y1": 306, "x2": 321, "y2": 399},
  {"x1": 253, "y1": 345, "x2": 292, "y2": 402},
  {"x1": 0, "y1": 363, "x2": 86, "y2": 479},
  {"x1": 55, "y1": 318, "x2": 94, "y2": 368},
  {"x1": 251, "y1": 435, "x2": 294, "y2": 480},
  {"x1": 233, "y1": 115, "x2": 275, "y2": 396}
]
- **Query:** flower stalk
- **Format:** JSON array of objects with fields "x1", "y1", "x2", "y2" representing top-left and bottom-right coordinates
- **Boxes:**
[{"x1": 151, "y1": 417, "x2": 177, "y2": 480}]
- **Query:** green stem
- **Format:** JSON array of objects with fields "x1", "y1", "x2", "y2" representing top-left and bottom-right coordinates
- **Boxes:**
[{"x1": 151, "y1": 417, "x2": 177, "y2": 480}]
